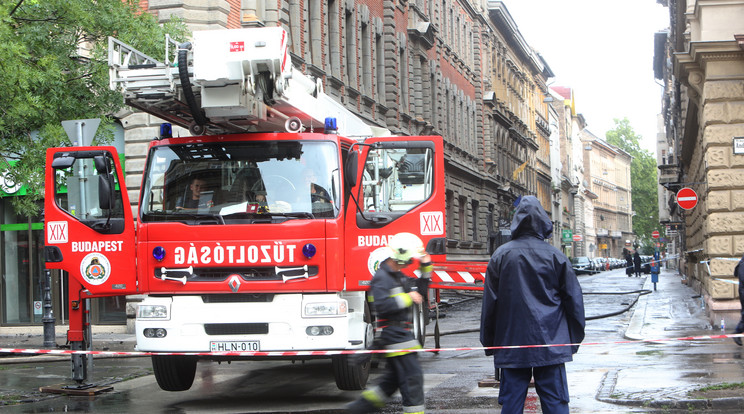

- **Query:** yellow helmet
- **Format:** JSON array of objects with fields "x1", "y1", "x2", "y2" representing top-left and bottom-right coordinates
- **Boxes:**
[{"x1": 387, "y1": 232, "x2": 425, "y2": 265}]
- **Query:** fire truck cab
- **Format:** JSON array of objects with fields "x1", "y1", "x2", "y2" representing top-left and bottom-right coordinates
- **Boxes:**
[{"x1": 44, "y1": 28, "x2": 447, "y2": 391}]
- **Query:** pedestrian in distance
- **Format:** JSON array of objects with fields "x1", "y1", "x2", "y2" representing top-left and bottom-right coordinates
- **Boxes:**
[
  {"x1": 480, "y1": 196, "x2": 586, "y2": 414},
  {"x1": 733, "y1": 253, "x2": 744, "y2": 346},
  {"x1": 650, "y1": 252, "x2": 660, "y2": 291},
  {"x1": 347, "y1": 232, "x2": 432, "y2": 414},
  {"x1": 633, "y1": 250, "x2": 642, "y2": 277},
  {"x1": 624, "y1": 249, "x2": 633, "y2": 277}
]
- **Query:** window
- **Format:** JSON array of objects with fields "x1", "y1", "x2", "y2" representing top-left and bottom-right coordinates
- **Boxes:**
[
  {"x1": 375, "y1": 31, "x2": 385, "y2": 102},
  {"x1": 430, "y1": 72, "x2": 437, "y2": 128},
  {"x1": 446, "y1": 190, "x2": 455, "y2": 237},
  {"x1": 471, "y1": 200, "x2": 479, "y2": 241},
  {"x1": 52, "y1": 151, "x2": 125, "y2": 234},
  {"x1": 141, "y1": 141, "x2": 341, "y2": 221},
  {"x1": 400, "y1": 47, "x2": 409, "y2": 111},
  {"x1": 361, "y1": 144, "x2": 435, "y2": 214},
  {"x1": 361, "y1": 20, "x2": 371, "y2": 94},
  {"x1": 288, "y1": 0, "x2": 301, "y2": 55},
  {"x1": 345, "y1": 8, "x2": 357, "y2": 87},
  {"x1": 458, "y1": 195, "x2": 466, "y2": 240},
  {"x1": 326, "y1": 0, "x2": 340, "y2": 76},
  {"x1": 306, "y1": 0, "x2": 321, "y2": 65}
]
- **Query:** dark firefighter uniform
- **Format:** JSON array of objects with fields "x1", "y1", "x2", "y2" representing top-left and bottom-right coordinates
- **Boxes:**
[{"x1": 347, "y1": 259, "x2": 431, "y2": 413}]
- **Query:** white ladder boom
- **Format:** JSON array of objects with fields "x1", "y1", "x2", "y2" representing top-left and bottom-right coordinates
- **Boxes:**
[{"x1": 108, "y1": 28, "x2": 374, "y2": 137}]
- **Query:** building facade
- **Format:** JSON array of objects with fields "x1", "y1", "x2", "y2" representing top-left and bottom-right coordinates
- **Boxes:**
[
  {"x1": 656, "y1": 0, "x2": 744, "y2": 326},
  {"x1": 581, "y1": 130, "x2": 633, "y2": 258}
]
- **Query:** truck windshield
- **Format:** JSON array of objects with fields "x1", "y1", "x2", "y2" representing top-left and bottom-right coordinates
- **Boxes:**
[{"x1": 140, "y1": 140, "x2": 340, "y2": 222}]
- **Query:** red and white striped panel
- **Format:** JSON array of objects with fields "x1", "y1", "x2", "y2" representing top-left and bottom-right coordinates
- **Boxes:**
[
  {"x1": 431, "y1": 269, "x2": 484, "y2": 284},
  {"x1": 428, "y1": 261, "x2": 487, "y2": 290}
]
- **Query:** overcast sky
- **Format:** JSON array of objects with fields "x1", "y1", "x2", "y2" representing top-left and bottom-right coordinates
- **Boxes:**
[{"x1": 502, "y1": 0, "x2": 669, "y2": 153}]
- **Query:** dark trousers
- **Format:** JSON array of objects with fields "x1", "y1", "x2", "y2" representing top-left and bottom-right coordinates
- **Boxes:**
[
  {"x1": 348, "y1": 352, "x2": 424, "y2": 413},
  {"x1": 498, "y1": 364, "x2": 569, "y2": 414}
]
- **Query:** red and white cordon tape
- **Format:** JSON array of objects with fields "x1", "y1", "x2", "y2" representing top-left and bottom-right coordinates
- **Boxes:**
[{"x1": 2, "y1": 333, "x2": 742, "y2": 358}]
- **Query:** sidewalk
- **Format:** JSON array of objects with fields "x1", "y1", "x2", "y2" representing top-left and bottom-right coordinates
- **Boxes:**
[
  {"x1": 597, "y1": 268, "x2": 744, "y2": 410},
  {"x1": 0, "y1": 331, "x2": 137, "y2": 364}
]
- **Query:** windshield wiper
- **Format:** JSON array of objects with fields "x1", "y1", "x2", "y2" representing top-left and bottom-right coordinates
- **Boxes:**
[
  {"x1": 145, "y1": 211, "x2": 225, "y2": 225},
  {"x1": 265, "y1": 212, "x2": 315, "y2": 219}
]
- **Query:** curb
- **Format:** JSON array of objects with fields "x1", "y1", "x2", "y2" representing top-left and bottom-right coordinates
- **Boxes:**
[{"x1": 623, "y1": 277, "x2": 651, "y2": 341}]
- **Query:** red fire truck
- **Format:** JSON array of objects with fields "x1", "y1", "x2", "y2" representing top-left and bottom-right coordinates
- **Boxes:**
[{"x1": 44, "y1": 27, "x2": 483, "y2": 391}]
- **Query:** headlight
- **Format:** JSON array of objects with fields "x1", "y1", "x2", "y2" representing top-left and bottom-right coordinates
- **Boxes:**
[
  {"x1": 306, "y1": 326, "x2": 334, "y2": 336},
  {"x1": 304, "y1": 300, "x2": 348, "y2": 317},
  {"x1": 138, "y1": 304, "x2": 169, "y2": 319}
]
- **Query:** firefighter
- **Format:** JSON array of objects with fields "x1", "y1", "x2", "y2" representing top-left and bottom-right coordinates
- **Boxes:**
[{"x1": 347, "y1": 232, "x2": 431, "y2": 414}]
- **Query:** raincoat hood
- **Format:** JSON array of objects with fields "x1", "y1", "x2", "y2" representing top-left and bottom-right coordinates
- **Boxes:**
[{"x1": 510, "y1": 195, "x2": 553, "y2": 240}]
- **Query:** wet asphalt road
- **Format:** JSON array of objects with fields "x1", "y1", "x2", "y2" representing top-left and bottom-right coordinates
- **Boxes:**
[{"x1": 2, "y1": 267, "x2": 744, "y2": 412}]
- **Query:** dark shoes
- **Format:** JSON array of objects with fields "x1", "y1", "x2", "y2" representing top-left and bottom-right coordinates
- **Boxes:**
[{"x1": 734, "y1": 333, "x2": 743, "y2": 346}]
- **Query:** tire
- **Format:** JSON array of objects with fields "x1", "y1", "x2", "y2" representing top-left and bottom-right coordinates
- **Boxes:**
[
  {"x1": 151, "y1": 355, "x2": 198, "y2": 391},
  {"x1": 332, "y1": 354, "x2": 370, "y2": 390}
]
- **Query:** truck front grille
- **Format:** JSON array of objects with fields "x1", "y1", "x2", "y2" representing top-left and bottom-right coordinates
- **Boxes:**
[
  {"x1": 204, "y1": 323, "x2": 269, "y2": 335},
  {"x1": 201, "y1": 293, "x2": 274, "y2": 303},
  {"x1": 154, "y1": 266, "x2": 318, "y2": 282}
]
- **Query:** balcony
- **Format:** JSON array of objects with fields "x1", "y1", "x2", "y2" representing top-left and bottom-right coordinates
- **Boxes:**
[{"x1": 658, "y1": 163, "x2": 680, "y2": 186}]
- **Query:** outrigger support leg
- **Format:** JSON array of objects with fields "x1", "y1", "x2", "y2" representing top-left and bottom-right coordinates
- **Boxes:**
[{"x1": 67, "y1": 279, "x2": 92, "y2": 386}]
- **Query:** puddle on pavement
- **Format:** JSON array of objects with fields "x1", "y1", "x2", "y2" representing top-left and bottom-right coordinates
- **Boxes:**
[{"x1": 635, "y1": 350, "x2": 664, "y2": 356}]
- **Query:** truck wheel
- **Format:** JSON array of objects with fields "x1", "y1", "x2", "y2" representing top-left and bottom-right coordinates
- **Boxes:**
[
  {"x1": 332, "y1": 354, "x2": 370, "y2": 390},
  {"x1": 151, "y1": 355, "x2": 197, "y2": 391}
]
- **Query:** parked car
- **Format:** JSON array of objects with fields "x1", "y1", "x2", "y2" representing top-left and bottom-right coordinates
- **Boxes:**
[
  {"x1": 571, "y1": 256, "x2": 594, "y2": 275},
  {"x1": 641, "y1": 255, "x2": 652, "y2": 274},
  {"x1": 592, "y1": 257, "x2": 605, "y2": 272}
]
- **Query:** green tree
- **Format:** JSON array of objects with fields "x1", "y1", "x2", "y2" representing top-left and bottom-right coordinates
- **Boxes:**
[
  {"x1": 0, "y1": 0, "x2": 188, "y2": 215},
  {"x1": 606, "y1": 118, "x2": 659, "y2": 253}
]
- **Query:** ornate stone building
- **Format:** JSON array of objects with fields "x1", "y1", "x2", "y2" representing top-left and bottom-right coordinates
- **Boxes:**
[
  {"x1": 656, "y1": 0, "x2": 744, "y2": 326},
  {"x1": 581, "y1": 130, "x2": 633, "y2": 258}
]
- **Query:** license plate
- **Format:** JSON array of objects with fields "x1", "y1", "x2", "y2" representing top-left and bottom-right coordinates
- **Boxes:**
[{"x1": 210, "y1": 341, "x2": 260, "y2": 352}]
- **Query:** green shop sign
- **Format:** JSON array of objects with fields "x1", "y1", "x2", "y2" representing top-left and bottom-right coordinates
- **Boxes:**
[{"x1": 561, "y1": 229, "x2": 573, "y2": 243}]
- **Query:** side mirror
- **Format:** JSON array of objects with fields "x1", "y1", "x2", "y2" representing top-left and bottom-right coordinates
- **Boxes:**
[
  {"x1": 51, "y1": 156, "x2": 75, "y2": 169},
  {"x1": 94, "y1": 155, "x2": 109, "y2": 174},
  {"x1": 98, "y1": 174, "x2": 114, "y2": 210},
  {"x1": 344, "y1": 151, "x2": 359, "y2": 188}
]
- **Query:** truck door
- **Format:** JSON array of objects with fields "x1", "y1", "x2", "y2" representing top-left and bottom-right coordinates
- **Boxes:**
[
  {"x1": 44, "y1": 147, "x2": 138, "y2": 296},
  {"x1": 345, "y1": 136, "x2": 446, "y2": 289}
]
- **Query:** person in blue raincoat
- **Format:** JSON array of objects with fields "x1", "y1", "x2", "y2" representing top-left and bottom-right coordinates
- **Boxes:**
[
  {"x1": 480, "y1": 196, "x2": 585, "y2": 414},
  {"x1": 733, "y1": 254, "x2": 744, "y2": 346},
  {"x1": 650, "y1": 252, "x2": 661, "y2": 291}
]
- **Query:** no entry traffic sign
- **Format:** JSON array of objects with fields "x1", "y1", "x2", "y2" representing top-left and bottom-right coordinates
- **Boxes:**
[
  {"x1": 652, "y1": 230, "x2": 660, "y2": 239},
  {"x1": 676, "y1": 187, "x2": 698, "y2": 210}
]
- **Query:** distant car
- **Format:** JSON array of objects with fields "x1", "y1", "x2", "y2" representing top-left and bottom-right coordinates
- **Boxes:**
[
  {"x1": 571, "y1": 256, "x2": 594, "y2": 275},
  {"x1": 641, "y1": 255, "x2": 652, "y2": 274},
  {"x1": 592, "y1": 257, "x2": 605, "y2": 272}
]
